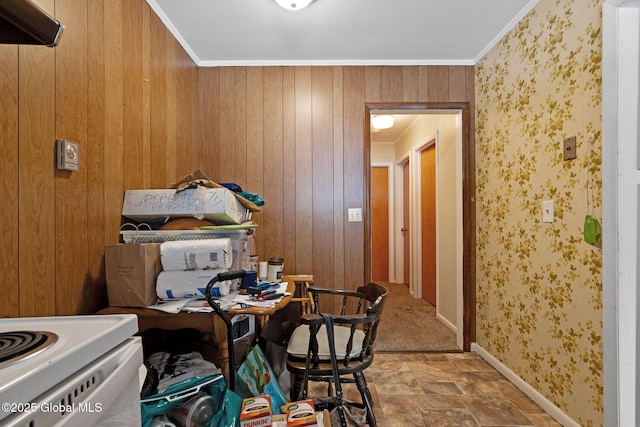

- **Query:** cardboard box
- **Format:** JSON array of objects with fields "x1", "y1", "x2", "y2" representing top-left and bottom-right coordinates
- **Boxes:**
[
  {"x1": 105, "y1": 243, "x2": 161, "y2": 307},
  {"x1": 232, "y1": 314, "x2": 256, "y2": 341},
  {"x1": 240, "y1": 395, "x2": 272, "y2": 427},
  {"x1": 284, "y1": 400, "x2": 318, "y2": 426},
  {"x1": 121, "y1": 187, "x2": 249, "y2": 225}
]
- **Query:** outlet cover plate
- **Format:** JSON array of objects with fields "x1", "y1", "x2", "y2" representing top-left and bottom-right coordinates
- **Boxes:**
[{"x1": 563, "y1": 136, "x2": 576, "y2": 161}]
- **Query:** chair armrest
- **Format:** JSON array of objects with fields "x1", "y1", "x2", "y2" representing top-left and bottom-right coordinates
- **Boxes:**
[{"x1": 300, "y1": 312, "x2": 376, "y2": 326}]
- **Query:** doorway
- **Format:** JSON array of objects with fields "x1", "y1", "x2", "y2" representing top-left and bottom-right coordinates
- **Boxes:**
[{"x1": 365, "y1": 103, "x2": 475, "y2": 351}]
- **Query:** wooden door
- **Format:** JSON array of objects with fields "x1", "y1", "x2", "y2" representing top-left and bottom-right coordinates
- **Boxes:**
[
  {"x1": 402, "y1": 162, "x2": 410, "y2": 286},
  {"x1": 371, "y1": 167, "x2": 389, "y2": 282},
  {"x1": 421, "y1": 144, "x2": 437, "y2": 305}
]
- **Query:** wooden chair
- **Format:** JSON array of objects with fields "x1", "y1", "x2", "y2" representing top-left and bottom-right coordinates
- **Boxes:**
[
  {"x1": 284, "y1": 274, "x2": 315, "y2": 315},
  {"x1": 286, "y1": 282, "x2": 388, "y2": 427}
]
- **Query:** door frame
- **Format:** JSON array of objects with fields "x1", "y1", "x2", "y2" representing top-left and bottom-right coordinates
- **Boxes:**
[
  {"x1": 364, "y1": 102, "x2": 475, "y2": 351},
  {"x1": 602, "y1": 1, "x2": 640, "y2": 424}
]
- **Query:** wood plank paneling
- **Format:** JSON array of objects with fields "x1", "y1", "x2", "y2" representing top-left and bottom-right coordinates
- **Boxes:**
[
  {"x1": 246, "y1": 67, "x2": 264, "y2": 254},
  {"x1": 343, "y1": 66, "x2": 366, "y2": 291},
  {"x1": 86, "y1": 0, "x2": 107, "y2": 311},
  {"x1": 312, "y1": 67, "x2": 334, "y2": 288},
  {"x1": 294, "y1": 67, "x2": 313, "y2": 275},
  {"x1": 449, "y1": 66, "x2": 467, "y2": 102},
  {"x1": 150, "y1": 12, "x2": 168, "y2": 188},
  {"x1": 365, "y1": 66, "x2": 380, "y2": 102},
  {"x1": 380, "y1": 66, "x2": 403, "y2": 102},
  {"x1": 402, "y1": 66, "x2": 418, "y2": 102},
  {"x1": 428, "y1": 65, "x2": 450, "y2": 102},
  {"x1": 219, "y1": 67, "x2": 236, "y2": 182},
  {"x1": 19, "y1": 4, "x2": 57, "y2": 316},
  {"x1": 282, "y1": 67, "x2": 296, "y2": 271},
  {"x1": 263, "y1": 67, "x2": 284, "y2": 259},
  {"x1": 2, "y1": 0, "x2": 201, "y2": 317},
  {"x1": 418, "y1": 66, "x2": 429, "y2": 101},
  {"x1": 235, "y1": 67, "x2": 247, "y2": 187},
  {"x1": 55, "y1": 0, "x2": 89, "y2": 315},
  {"x1": 0, "y1": 45, "x2": 19, "y2": 318},
  {"x1": 332, "y1": 66, "x2": 345, "y2": 290},
  {"x1": 164, "y1": 36, "x2": 178, "y2": 182},
  {"x1": 198, "y1": 68, "x2": 221, "y2": 179},
  {"x1": 103, "y1": 0, "x2": 124, "y2": 245},
  {"x1": 123, "y1": 0, "x2": 144, "y2": 190}
]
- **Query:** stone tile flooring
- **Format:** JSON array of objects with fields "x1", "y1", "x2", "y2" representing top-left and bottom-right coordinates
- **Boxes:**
[{"x1": 308, "y1": 352, "x2": 562, "y2": 427}]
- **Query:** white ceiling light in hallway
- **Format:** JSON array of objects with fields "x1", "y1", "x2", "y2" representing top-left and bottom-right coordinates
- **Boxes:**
[{"x1": 371, "y1": 115, "x2": 394, "y2": 130}]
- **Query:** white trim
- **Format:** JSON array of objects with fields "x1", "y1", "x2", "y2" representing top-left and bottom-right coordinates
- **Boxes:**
[
  {"x1": 455, "y1": 112, "x2": 464, "y2": 349},
  {"x1": 410, "y1": 148, "x2": 422, "y2": 299},
  {"x1": 395, "y1": 154, "x2": 410, "y2": 285},
  {"x1": 473, "y1": 0, "x2": 540, "y2": 63},
  {"x1": 372, "y1": 162, "x2": 396, "y2": 283},
  {"x1": 602, "y1": 1, "x2": 640, "y2": 425},
  {"x1": 471, "y1": 343, "x2": 580, "y2": 427},
  {"x1": 436, "y1": 312, "x2": 456, "y2": 333},
  {"x1": 196, "y1": 59, "x2": 476, "y2": 68}
]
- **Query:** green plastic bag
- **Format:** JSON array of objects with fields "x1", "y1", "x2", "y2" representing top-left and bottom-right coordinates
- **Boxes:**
[
  {"x1": 235, "y1": 345, "x2": 289, "y2": 414},
  {"x1": 141, "y1": 374, "x2": 242, "y2": 427}
]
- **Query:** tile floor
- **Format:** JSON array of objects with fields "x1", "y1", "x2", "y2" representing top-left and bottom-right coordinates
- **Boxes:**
[{"x1": 308, "y1": 352, "x2": 562, "y2": 427}]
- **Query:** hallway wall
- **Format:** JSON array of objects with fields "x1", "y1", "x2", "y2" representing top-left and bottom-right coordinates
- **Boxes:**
[{"x1": 475, "y1": 0, "x2": 603, "y2": 424}]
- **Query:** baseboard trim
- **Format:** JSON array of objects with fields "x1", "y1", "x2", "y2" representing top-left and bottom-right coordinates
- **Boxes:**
[
  {"x1": 436, "y1": 312, "x2": 457, "y2": 334},
  {"x1": 471, "y1": 343, "x2": 580, "y2": 427}
]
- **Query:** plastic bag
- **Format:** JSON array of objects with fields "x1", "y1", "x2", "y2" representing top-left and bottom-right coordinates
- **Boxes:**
[
  {"x1": 140, "y1": 374, "x2": 242, "y2": 427},
  {"x1": 235, "y1": 344, "x2": 289, "y2": 414}
]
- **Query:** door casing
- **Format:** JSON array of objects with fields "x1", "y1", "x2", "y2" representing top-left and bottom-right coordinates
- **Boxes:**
[{"x1": 364, "y1": 102, "x2": 475, "y2": 351}]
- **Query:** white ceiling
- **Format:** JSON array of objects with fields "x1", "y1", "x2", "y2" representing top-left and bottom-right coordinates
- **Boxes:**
[{"x1": 148, "y1": 0, "x2": 537, "y2": 67}]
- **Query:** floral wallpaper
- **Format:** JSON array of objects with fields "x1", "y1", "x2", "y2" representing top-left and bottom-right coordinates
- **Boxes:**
[{"x1": 475, "y1": 0, "x2": 603, "y2": 425}]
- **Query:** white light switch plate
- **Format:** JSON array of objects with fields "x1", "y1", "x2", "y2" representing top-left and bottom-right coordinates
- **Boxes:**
[
  {"x1": 542, "y1": 200, "x2": 554, "y2": 223},
  {"x1": 348, "y1": 208, "x2": 362, "y2": 222}
]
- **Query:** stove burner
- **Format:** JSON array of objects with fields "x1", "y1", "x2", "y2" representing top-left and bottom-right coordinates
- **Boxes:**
[{"x1": 0, "y1": 331, "x2": 58, "y2": 368}]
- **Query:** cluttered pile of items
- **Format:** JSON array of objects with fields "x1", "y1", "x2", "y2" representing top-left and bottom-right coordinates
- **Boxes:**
[{"x1": 103, "y1": 170, "x2": 333, "y2": 427}]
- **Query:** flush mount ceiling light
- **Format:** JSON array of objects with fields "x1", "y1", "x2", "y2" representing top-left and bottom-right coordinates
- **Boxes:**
[
  {"x1": 274, "y1": 0, "x2": 314, "y2": 10},
  {"x1": 371, "y1": 115, "x2": 394, "y2": 130}
]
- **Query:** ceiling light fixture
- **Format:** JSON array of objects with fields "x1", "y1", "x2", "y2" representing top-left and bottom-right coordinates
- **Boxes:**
[
  {"x1": 274, "y1": 0, "x2": 314, "y2": 10},
  {"x1": 371, "y1": 115, "x2": 394, "y2": 130}
]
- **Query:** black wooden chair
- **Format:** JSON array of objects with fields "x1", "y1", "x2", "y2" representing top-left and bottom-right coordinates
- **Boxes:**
[{"x1": 286, "y1": 282, "x2": 388, "y2": 427}]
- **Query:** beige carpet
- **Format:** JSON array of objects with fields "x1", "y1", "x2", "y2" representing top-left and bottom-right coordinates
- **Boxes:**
[{"x1": 375, "y1": 282, "x2": 460, "y2": 352}]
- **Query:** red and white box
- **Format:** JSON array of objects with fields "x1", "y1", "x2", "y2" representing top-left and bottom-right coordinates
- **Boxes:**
[
  {"x1": 240, "y1": 395, "x2": 272, "y2": 427},
  {"x1": 285, "y1": 399, "x2": 318, "y2": 427}
]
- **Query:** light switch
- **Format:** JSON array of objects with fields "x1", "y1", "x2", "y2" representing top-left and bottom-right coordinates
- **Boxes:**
[
  {"x1": 348, "y1": 208, "x2": 362, "y2": 222},
  {"x1": 542, "y1": 200, "x2": 554, "y2": 223}
]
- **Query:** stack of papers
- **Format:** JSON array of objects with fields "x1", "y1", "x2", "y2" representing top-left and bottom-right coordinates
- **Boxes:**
[{"x1": 147, "y1": 282, "x2": 290, "y2": 314}]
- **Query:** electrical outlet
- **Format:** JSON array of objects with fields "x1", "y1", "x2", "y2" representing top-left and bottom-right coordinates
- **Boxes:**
[
  {"x1": 563, "y1": 136, "x2": 576, "y2": 161},
  {"x1": 542, "y1": 200, "x2": 554, "y2": 223}
]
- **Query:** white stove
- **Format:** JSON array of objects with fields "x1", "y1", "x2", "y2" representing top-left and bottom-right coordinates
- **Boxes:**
[{"x1": 0, "y1": 314, "x2": 143, "y2": 426}]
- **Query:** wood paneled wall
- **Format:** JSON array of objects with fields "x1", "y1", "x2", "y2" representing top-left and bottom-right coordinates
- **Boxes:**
[
  {"x1": 0, "y1": 0, "x2": 199, "y2": 317},
  {"x1": 198, "y1": 65, "x2": 475, "y2": 293},
  {"x1": 0, "y1": 0, "x2": 475, "y2": 317}
]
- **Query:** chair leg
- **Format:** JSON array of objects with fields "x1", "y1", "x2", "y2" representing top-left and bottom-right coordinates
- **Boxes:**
[
  {"x1": 291, "y1": 373, "x2": 308, "y2": 401},
  {"x1": 354, "y1": 371, "x2": 376, "y2": 427}
]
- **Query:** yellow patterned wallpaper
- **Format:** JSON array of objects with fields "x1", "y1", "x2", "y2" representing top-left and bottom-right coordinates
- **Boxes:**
[{"x1": 475, "y1": 0, "x2": 603, "y2": 425}]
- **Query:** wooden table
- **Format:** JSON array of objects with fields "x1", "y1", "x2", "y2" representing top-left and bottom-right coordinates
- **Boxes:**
[{"x1": 98, "y1": 281, "x2": 294, "y2": 380}]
